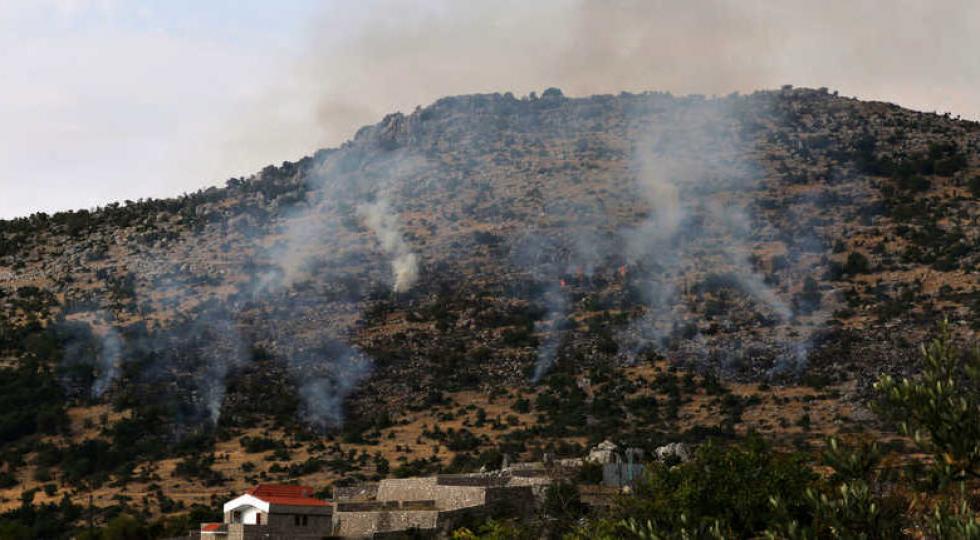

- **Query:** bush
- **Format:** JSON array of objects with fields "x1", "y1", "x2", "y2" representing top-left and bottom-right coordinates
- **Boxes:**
[
  {"x1": 968, "y1": 176, "x2": 980, "y2": 198},
  {"x1": 173, "y1": 454, "x2": 225, "y2": 486},
  {"x1": 512, "y1": 398, "x2": 530, "y2": 414},
  {"x1": 239, "y1": 436, "x2": 283, "y2": 453},
  {"x1": 542, "y1": 482, "x2": 588, "y2": 534},
  {"x1": 844, "y1": 252, "x2": 871, "y2": 275},
  {"x1": 576, "y1": 461, "x2": 603, "y2": 484},
  {"x1": 792, "y1": 276, "x2": 822, "y2": 315},
  {"x1": 767, "y1": 437, "x2": 907, "y2": 539}
]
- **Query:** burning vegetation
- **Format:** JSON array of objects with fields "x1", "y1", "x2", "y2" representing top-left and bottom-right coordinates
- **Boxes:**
[{"x1": 0, "y1": 87, "x2": 977, "y2": 535}]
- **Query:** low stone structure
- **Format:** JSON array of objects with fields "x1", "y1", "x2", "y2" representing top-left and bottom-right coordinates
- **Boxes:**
[
  {"x1": 587, "y1": 440, "x2": 620, "y2": 464},
  {"x1": 178, "y1": 442, "x2": 697, "y2": 538},
  {"x1": 332, "y1": 470, "x2": 549, "y2": 538},
  {"x1": 654, "y1": 442, "x2": 692, "y2": 463}
]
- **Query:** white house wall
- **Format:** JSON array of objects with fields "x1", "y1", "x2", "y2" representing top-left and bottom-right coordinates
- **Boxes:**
[{"x1": 223, "y1": 494, "x2": 270, "y2": 514}]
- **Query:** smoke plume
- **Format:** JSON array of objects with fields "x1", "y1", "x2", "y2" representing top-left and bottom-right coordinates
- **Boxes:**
[
  {"x1": 233, "y1": 145, "x2": 428, "y2": 427},
  {"x1": 293, "y1": 0, "x2": 979, "y2": 153},
  {"x1": 56, "y1": 313, "x2": 123, "y2": 399},
  {"x1": 616, "y1": 95, "x2": 827, "y2": 375},
  {"x1": 293, "y1": 341, "x2": 374, "y2": 429},
  {"x1": 357, "y1": 198, "x2": 420, "y2": 293},
  {"x1": 91, "y1": 325, "x2": 121, "y2": 398}
]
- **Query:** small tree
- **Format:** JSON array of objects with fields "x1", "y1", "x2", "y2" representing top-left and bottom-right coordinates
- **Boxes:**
[
  {"x1": 766, "y1": 437, "x2": 906, "y2": 539},
  {"x1": 874, "y1": 321, "x2": 980, "y2": 482},
  {"x1": 844, "y1": 252, "x2": 871, "y2": 275}
]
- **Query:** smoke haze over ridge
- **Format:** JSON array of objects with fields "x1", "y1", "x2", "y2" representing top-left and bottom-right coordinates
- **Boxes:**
[{"x1": 1, "y1": 0, "x2": 978, "y2": 219}]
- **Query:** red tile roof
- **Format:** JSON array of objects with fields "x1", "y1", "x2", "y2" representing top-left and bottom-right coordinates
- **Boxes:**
[
  {"x1": 201, "y1": 522, "x2": 223, "y2": 532},
  {"x1": 247, "y1": 484, "x2": 331, "y2": 507}
]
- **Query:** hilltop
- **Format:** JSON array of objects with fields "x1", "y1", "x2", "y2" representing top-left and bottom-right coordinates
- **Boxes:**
[{"x1": 0, "y1": 87, "x2": 977, "y2": 527}]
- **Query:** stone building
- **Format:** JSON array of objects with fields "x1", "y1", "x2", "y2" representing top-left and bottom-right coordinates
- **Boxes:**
[
  {"x1": 199, "y1": 484, "x2": 333, "y2": 540},
  {"x1": 332, "y1": 470, "x2": 549, "y2": 538}
]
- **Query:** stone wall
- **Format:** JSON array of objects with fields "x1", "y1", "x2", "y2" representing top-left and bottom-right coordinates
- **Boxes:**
[
  {"x1": 578, "y1": 484, "x2": 621, "y2": 508},
  {"x1": 335, "y1": 483, "x2": 379, "y2": 502},
  {"x1": 331, "y1": 474, "x2": 547, "y2": 537},
  {"x1": 436, "y1": 474, "x2": 507, "y2": 487},
  {"x1": 375, "y1": 477, "x2": 487, "y2": 510},
  {"x1": 336, "y1": 500, "x2": 436, "y2": 512},
  {"x1": 484, "y1": 486, "x2": 536, "y2": 520},
  {"x1": 332, "y1": 509, "x2": 440, "y2": 538}
]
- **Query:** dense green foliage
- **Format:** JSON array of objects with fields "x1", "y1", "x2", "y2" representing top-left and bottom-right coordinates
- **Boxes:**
[{"x1": 613, "y1": 436, "x2": 814, "y2": 536}]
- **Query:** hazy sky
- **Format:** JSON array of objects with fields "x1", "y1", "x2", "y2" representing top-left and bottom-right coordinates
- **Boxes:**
[{"x1": 1, "y1": 0, "x2": 978, "y2": 219}]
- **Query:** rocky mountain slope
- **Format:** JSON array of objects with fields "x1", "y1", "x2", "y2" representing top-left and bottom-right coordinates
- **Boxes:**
[{"x1": 0, "y1": 87, "x2": 977, "y2": 521}]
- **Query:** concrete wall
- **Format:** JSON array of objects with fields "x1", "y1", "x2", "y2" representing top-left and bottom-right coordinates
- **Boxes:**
[
  {"x1": 484, "y1": 486, "x2": 536, "y2": 521},
  {"x1": 602, "y1": 463, "x2": 645, "y2": 487},
  {"x1": 224, "y1": 506, "x2": 264, "y2": 525},
  {"x1": 265, "y1": 509, "x2": 333, "y2": 532}
]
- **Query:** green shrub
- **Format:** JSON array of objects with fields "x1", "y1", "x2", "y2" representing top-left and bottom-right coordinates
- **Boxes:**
[
  {"x1": 874, "y1": 321, "x2": 980, "y2": 482},
  {"x1": 844, "y1": 251, "x2": 871, "y2": 275}
]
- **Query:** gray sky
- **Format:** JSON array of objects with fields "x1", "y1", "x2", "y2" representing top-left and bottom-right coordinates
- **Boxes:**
[{"x1": 1, "y1": 0, "x2": 978, "y2": 219}]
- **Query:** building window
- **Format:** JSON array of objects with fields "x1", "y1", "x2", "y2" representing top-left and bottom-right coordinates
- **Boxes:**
[
  {"x1": 294, "y1": 515, "x2": 309, "y2": 526},
  {"x1": 294, "y1": 515, "x2": 300, "y2": 526},
  {"x1": 302, "y1": 515, "x2": 308, "y2": 526},
  {"x1": 232, "y1": 511, "x2": 241, "y2": 523}
]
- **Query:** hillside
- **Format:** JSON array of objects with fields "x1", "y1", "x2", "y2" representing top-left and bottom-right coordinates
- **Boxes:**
[{"x1": 0, "y1": 87, "x2": 977, "y2": 527}]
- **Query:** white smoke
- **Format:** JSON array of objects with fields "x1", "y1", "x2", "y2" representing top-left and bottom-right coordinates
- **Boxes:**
[
  {"x1": 294, "y1": 342, "x2": 374, "y2": 429},
  {"x1": 617, "y1": 96, "x2": 809, "y2": 368},
  {"x1": 91, "y1": 324, "x2": 121, "y2": 398},
  {"x1": 233, "y1": 147, "x2": 428, "y2": 427},
  {"x1": 56, "y1": 311, "x2": 124, "y2": 400},
  {"x1": 531, "y1": 280, "x2": 568, "y2": 383},
  {"x1": 357, "y1": 198, "x2": 420, "y2": 293},
  {"x1": 191, "y1": 315, "x2": 248, "y2": 426}
]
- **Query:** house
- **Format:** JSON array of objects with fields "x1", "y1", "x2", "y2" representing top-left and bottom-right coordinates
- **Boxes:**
[{"x1": 199, "y1": 484, "x2": 333, "y2": 540}]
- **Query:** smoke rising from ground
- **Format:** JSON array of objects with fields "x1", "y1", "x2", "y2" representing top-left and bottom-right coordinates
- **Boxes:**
[
  {"x1": 57, "y1": 312, "x2": 122, "y2": 399},
  {"x1": 615, "y1": 95, "x2": 827, "y2": 376},
  {"x1": 29, "y1": 0, "x2": 957, "y2": 425},
  {"x1": 91, "y1": 324, "x2": 121, "y2": 398},
  {"x1": 510, "y1": 233, "x2": 570, "y2": 383},
  {"x1": 293, "y1": 341, "x2": 373, "y2": 429},
  {"x1": 238, "y1": 145, "x2": 427, "y2": 427},
  {"x1": 358, "y1": 199, "x2": 420, "y2": 293},
  {"x1": 511, "y1": 221, "x2": 618, "y2": 382}
]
